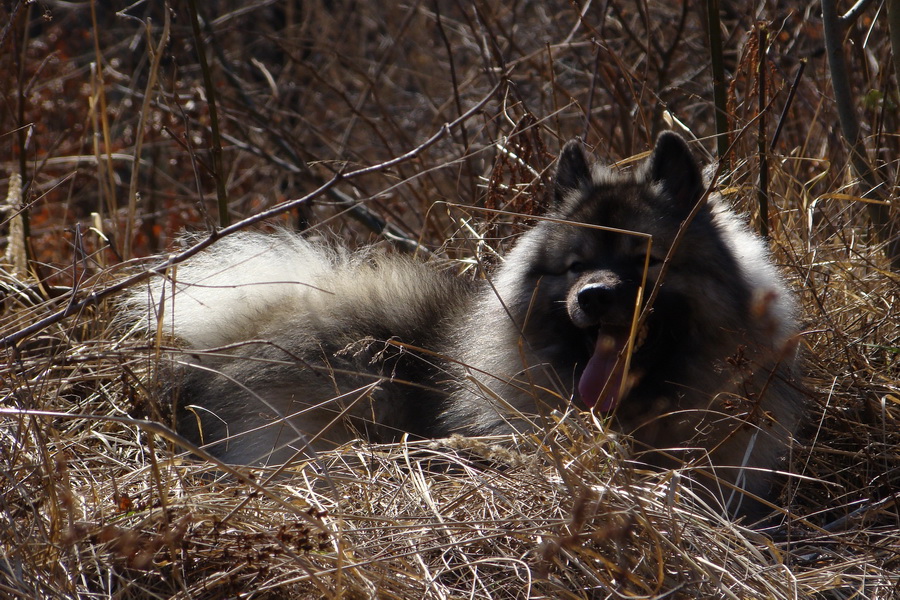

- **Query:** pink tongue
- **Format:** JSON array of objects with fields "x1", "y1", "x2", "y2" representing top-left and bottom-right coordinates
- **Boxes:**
[{"x1": 578, "y1": 335, "x2": 628, "y2": 413}]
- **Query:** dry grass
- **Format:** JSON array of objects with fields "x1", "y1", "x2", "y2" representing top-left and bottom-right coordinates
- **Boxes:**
[{"x1": 2, "y1": 1, "x2": 899, "y2": 598}]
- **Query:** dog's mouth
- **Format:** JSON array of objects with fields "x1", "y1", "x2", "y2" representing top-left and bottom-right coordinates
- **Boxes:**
[{"x1": 578, "y1": 323, "x2": 648, "y2": 412}]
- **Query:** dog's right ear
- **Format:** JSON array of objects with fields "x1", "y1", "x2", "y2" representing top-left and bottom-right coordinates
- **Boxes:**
[
  {"x1": 645, "y1": 131, "x2": 704, "y2": 213},
  {"x1": 554, "y1": 138, "x2": 591, "y2": 205}
]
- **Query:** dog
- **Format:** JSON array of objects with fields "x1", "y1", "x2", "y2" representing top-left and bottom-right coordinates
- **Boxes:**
[{"x1": 129, "y1": 131, "x2": 804, "y2": 516}]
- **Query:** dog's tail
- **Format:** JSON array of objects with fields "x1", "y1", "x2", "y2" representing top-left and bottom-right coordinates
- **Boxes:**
[{"x1": 122, "y1": 231, "x2": 349, "y2": 350}]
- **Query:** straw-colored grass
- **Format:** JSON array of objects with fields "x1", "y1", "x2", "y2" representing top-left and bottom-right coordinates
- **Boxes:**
[{"x1": 2, "y1": 1, "x2": 899, "y2": 598}]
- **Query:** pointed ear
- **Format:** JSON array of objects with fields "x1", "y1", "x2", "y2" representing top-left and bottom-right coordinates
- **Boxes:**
[
  {"x1": 645, "y1": 131, "x2": 704, "y2": 211},
  {"x1": 554, "y1": 138, "x2": 592, "y2": 204}
]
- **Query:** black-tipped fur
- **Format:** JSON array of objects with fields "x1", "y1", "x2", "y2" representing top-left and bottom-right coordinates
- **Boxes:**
[{"x1": 131, "y1": 132, "x2": 804, "y2": 518}]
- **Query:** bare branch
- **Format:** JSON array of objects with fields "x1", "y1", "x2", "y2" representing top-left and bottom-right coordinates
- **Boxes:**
[{"x1": 840, "y1": 0, "x2": 876, "y2": 25}]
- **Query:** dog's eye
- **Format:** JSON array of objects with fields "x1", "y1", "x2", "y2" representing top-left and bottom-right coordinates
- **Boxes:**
[
  {"x1": 635, "y1": 254, "x2": 663, "y2": 268},
  {"x1": 567, "y1": 259, "x2": 587, "y2": 273}
]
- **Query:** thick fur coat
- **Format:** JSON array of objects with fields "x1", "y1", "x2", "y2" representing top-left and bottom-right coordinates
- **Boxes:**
[{"x1": 130, "y1": 132, "x2": 804, "y2": 515}]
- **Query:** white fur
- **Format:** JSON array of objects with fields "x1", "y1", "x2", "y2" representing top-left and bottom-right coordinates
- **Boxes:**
[
  {"x1": 129, "y1": 232, "x2": 351, "y2": 350},
  {"x1": 709, "y1": 198, "x2": 798, "y2": 343}
]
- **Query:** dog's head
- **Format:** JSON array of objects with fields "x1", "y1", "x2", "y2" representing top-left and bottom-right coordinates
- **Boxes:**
[{"x1": 498, "y1": 132, "x2": 751, "y2": 416}]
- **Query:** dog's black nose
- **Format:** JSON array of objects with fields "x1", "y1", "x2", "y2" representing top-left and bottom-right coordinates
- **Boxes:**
[{"x1": 577, "y1": 282, "x2": 615, "y2": 318}]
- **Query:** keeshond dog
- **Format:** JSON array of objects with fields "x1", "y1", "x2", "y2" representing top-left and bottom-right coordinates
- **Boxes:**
[{"x1": 130, "y1": 132, "x2": 803, "y2": 516}]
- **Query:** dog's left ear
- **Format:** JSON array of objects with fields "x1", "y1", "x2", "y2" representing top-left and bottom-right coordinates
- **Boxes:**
[
  {"x1": 645, "y1": 131, "x2": 704, "y2": 212},
  {"x1": 554, "y1": 138, "x2": 592, "y2": 205}
]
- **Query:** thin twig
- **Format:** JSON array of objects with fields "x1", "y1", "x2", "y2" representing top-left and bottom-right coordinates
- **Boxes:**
[
  {"x1": 706, "y1": 0, "x2": 730, "y2": 158},
  {"x1": 124, "y1": 8, "x2": 170, "y2": 260},
  {"x1": 840, "y1": 0, "x2": 876, "y2": 25},
  {"x1": 770, "y1": 59, "x2": 805, "y2": 152},
  {"x1": 757, "y1": 22, "x2": 769, "y2": 238},
  {"x1": 186, "y1": 0, "x2": 229, "y2": 227}
]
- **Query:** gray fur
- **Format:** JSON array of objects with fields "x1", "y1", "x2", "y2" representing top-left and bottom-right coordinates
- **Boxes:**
[{"x1": 127, "y1": 132, "x2": 804, "y2": 516}]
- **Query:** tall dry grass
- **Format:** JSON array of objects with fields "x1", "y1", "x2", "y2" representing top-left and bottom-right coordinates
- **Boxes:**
[{"x1": 1, "y1": 1, "x2": 898, "y2": 598}]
